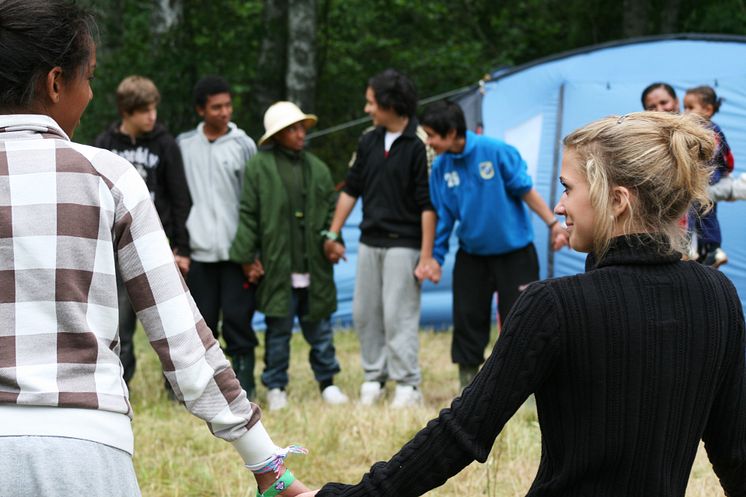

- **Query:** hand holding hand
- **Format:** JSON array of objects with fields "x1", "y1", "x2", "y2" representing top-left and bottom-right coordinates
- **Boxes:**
[
  {"x1": 550, "y1": 222, "x2": 569, "y2": 251},
  {"x1": 414, "y1": 256, "x2": 442, "y2": 284},
  {"x1": 323, "y1": 240, "x2": 347, "y2": 264},
  {"x1": 254, "y1": 465, "x2": 313, "y2": 497},
  {"x1": 248, "y1": 258, "x2": 265, "y2": 284},
  {"x1": 174, "y1": 255, "x2": 191, "y2": 275}
]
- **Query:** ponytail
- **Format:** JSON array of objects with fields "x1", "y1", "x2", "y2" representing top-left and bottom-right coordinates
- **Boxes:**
[{"x1": 563, "y1": 112, "x2": 714, "y2": 258}]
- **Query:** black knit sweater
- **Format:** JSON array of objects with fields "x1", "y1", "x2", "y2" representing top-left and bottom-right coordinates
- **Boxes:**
[{"x1": 319, "y1": 235, "x2": 746, "y2": 497}]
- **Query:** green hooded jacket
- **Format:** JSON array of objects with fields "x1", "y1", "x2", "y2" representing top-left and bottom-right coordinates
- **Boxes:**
[{"x1": 229, "y1": 147, "x2": 337, "y2": 320}]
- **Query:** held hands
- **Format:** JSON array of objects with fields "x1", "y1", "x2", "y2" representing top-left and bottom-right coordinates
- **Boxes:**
[
  {"x1": 323, "y1": 240, "x2": 347, "y2": 264},
  {"x1": 550, "y1": 222, "x2": 569, "y2": 251},
  {"x1": 414, "y1": 256, "x2": 442, "y2": 284},
  {"x1": 174, "y1": 254, "x2": 191, "y2": 276},
  {"x1": 241, "y1": 258, "x2": 265, "y2": 284},
  {"x1": 254, "y1": 463, "x2": 317, "y2": 497}
]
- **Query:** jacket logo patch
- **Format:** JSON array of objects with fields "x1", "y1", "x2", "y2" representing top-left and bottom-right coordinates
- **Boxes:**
[
  {"x1": 479, "y1": 161, "x2": 495, "y2": 180},
  {"x1": 444, "y1": 171, "x2": 460, "y2": 188}
]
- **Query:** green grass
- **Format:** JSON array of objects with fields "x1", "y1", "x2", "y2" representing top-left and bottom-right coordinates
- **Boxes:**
[{"x1": 128, "y1": 327, "x2": 724, "y2": 497}]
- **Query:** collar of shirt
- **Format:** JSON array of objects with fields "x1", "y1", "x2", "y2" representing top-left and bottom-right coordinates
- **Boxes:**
[
  {"x1": 0, "y1": 114, "x2": 69, "y2": 141},
  {"x1": 586, "y1": 234, "x2": 681, "y2": 271}
]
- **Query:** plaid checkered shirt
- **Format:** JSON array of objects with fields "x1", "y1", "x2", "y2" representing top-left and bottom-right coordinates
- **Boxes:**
[{"x1": 0, "y1": 115, "x2": 275, "y2": 463}]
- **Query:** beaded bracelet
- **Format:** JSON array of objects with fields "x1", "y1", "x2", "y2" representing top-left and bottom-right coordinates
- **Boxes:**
[{"x1": 256, "y1": 469, "x2": 295, "y2": 497}]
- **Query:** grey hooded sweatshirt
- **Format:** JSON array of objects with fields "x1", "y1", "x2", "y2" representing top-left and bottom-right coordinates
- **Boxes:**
[{"x1": 177, "y1": 122, "x2": 256, "y2": 262}]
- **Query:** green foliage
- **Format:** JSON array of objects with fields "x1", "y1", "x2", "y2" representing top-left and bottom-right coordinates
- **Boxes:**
[{"x1": 78, "y1": 0, "x2": 746, "y2": 181}]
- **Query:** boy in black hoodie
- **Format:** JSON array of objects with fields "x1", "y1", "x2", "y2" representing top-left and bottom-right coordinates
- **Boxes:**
[{"x1": 95, "y1": 75, "x2": 192, "y2": 385}]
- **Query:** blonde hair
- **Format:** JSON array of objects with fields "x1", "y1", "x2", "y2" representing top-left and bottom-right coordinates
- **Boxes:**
[
  {"x1": 116, "y1": 75, "x2": 160, "y2": 115},
  {"x1": 563, "y1": 111, "x2": 714, "y2": 258}
]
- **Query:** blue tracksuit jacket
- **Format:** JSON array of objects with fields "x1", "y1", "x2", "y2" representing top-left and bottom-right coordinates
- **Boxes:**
[{"x1": 430, "y1": 131, "x2": 534, "y2": 265}]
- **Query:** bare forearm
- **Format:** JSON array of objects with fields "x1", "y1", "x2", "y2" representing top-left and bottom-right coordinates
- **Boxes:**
[
  {"x1": 522, "y1": 188, "x2": 556, "y2": 225},
  {"x1": 420, "y1": 210, "x2": 436, "y2": 258},
  {"x1": 329, "y1": 192, "x2": 357, "y2": 233}
]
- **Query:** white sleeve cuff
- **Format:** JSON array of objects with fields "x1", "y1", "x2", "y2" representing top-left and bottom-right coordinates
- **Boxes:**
[{"x1": 230, "y1": 421, "x2": 280, "y2": 467}]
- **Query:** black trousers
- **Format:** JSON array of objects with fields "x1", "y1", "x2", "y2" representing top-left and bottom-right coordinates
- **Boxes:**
[
  {"x1": 187, "y1": 260, "x2": 258, "y2": 357},
  {"x1": 452, "y1": 244, "x2": 539, "y2": 366},
  {"x1": 116, "y1": 273, "x2": 138, "y2": 384}
]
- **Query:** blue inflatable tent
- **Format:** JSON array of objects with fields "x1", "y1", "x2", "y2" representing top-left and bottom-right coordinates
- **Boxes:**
[{"x1": 273, "y1": 34, "x2": 746, "y2": 329}]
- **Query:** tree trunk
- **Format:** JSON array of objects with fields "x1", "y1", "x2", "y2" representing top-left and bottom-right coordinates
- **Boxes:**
[
  {"x1": 153, "y1": 0, "x2": 182, "y2": 33},
  {"x1": 622, "y1": 0, "x2": 647, "y2": 37},
  {"x1": 253, "y1": 0, "x2": 288, "y2": 121},
  {"x1": 286, "y1": 0, "x2": 317, "y2": 112}
]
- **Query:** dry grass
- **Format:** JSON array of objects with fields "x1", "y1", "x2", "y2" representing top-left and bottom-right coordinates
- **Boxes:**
[{"x1": 128, "y1": 328, "x2": 724, "y2": 497}]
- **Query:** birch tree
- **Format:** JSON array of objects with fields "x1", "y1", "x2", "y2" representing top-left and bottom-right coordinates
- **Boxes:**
[{"x1": 286, "y1": 0, "x2": 317, "y2": 112}]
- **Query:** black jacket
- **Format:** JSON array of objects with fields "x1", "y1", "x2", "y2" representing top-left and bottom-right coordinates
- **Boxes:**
[
  {"x1": 343, "y1": 118, "x2": 432, "y2": 249},
  {"x1": 319, "y1": 235, "x2": 746, "y2": 497},
  {"x1": 95, "y1": 122, "x2": 192, "y2": 255}
]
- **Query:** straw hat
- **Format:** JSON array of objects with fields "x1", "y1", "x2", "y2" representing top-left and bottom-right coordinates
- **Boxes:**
[{"x1": 258, "y1": 101, "x2": 318, "y2": 145}]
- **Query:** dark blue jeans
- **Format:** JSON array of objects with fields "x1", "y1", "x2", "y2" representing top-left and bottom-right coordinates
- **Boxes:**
[
  {"x1": 262, "y1": 288, "x2": 340, "y2": 389},
  {"x1": 690, "y1": 168, "x2": 724, "y2": 247}
]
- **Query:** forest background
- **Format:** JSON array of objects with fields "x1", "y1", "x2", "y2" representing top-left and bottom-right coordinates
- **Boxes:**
[{"x1": 79, "y1": 0, "x2": 746, "y2": 181}]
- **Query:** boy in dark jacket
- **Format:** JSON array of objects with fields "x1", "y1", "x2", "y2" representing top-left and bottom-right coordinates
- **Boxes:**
[
  {"x1": 230, "y1": 102, "x2": 348, "y2": 410},
  {"x1": 325, "y1": 69, "x2": 438, "y2": 408},
  {"x1": 95, "y1": 75, "x2": 191, "y2": 385}
]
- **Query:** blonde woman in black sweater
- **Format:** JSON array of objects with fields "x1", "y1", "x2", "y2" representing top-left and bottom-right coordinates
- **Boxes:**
[{"x1": 313, "y1": 112, "x2": 746, "y2": 497}]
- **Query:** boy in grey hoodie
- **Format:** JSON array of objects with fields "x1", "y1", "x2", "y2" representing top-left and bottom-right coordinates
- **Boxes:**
[{"x1": 177, "y1": 76, "x2": 258, "y2": 398}]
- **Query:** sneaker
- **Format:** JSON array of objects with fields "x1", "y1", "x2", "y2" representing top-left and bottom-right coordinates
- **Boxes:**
[
  {"x1": 390, "y1": 384, "x2": 423, "y2": 409},
  {"x1": 321, "y1": 385, "x2": 349, "y2": 405},
  {"x1": 713, "y1": 248, "x2": 729, "y2": 268},
  {"x1": 702, "y1": 247, "x2": 728, "y2": 268},
  {"x1": 359, "y1": 381, "x2": 384, "y2": 406},
  {"x1": 731, "y1": 173, "x2": 746, "y2": 200},
  {"x1": 266, "y1": 388, "x2": 288, "y2": 411}
]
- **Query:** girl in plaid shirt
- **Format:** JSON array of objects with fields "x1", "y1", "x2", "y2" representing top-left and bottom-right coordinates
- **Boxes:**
[{"x1": 0, "y1": 1, "x2": 313, "y2": 496}]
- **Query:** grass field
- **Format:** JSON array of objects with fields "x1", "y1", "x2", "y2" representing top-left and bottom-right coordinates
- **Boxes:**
[{"x1": 128, "y1": 327, "x2": 725, "y2": 497}]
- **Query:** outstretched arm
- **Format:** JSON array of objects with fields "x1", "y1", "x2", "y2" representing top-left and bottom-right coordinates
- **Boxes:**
[
  {"x1": 414, "y1": 210, "x2": 441, "y2": 283},
  {"x1": 325, "y1": 192, "x2": 357, "y2": 263},
  {"x1": 703, "y1": 309, "x2": 746, "y2": 496},
  {"x1": 316, "y1": 283, "x2": 561, "y2": 497},
  {"x1": 106, "y1": 151, "x2": 308, "y2": 492},
  {"x1": 522, "y1": 188, "x2": 568, "y2": 250}
]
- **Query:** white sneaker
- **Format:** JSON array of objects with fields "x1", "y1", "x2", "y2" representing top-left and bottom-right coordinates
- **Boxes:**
[
  {"x1": 390, "y1": 384, "x2": 423, "y2": 409},
  {"x1": 714, "y1": 247, "x2": 729, "y2": 268},
  {"x1": 321, "y1": 385, "x2": 349, "y2": 405},
  {"x1": 266, "y1": 388, "x2": 288, "y2": 411},
  {"x1": 731, "y1": 173, "x2": 746, "y2": 200},
  {"x1": 359, "y1": 381, "x2": 384, "y2": 406}
]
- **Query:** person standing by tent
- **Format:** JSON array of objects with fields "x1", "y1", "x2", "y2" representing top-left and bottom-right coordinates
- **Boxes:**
[
  {"x1": 641, "y1": 82, "x2": 680, "y2": 113},
  {"x1": 310, "y1": 111, "x2": 746, "y2": 497},
  {"x1": 419, "y1": 100, "x2": 567, "y2": 388},
  {"x1": 94, "y1": 75, "x2": 191, "y2": 386},
  {"x1": 324, "y1": 69, "x2": 438, "y2": 408},
  {"x1": 642, "y1": 82, "x2": 728, "y2": 268},
  {"x1": 177, "y1": 76, "x2": 259, "y2": 398},
  {"x1": 230, "y1": 101, "x2": 349, "y2": 411},
  {"x1": 683, "y1": 85, "x2": 736, "y2": 267},
  {"x1": 0, "y1": 2, "x2": 314, "y2": 495}
]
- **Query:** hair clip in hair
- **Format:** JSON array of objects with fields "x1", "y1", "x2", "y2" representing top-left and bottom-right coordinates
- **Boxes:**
[{"x1": 616, "y1": 114, "x2": 629, "y2": 124}]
